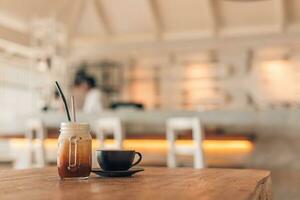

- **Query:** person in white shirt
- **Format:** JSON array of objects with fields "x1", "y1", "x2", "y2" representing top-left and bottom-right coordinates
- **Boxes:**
[
  {"x1": 72, "y1": 75, "x2": 88, "y2": 111},
  {"x1": 82, "y1": 76, "x2": 103, "y2": 113}
]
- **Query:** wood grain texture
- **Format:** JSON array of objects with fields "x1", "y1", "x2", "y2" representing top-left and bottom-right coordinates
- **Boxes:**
[{"x1": 0, "y1": 167, "x2": 271, "y2": 200}]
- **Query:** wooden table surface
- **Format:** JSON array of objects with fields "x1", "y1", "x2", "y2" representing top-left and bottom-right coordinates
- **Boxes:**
[{"x1": 0, "y1": 167, "x2": 271, "y2": 200}]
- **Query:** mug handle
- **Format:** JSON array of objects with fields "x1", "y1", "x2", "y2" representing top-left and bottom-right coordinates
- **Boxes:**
[{"x1": 132, "y1": 152, "x2": 142, "y2": 167}]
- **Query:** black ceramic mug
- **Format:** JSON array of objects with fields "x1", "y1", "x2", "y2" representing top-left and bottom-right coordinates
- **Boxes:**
[{"x1": 96, "y1": 150, "x2": 142, "y2": 171}]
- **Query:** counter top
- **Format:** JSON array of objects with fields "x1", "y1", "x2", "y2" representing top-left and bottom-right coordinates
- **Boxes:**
[
  {"x1": 1, "y1": 109, "x2": 299, "y2": 136},
  {"x1": 0, "y1": 167, "x2": 271, "y2": 200}
]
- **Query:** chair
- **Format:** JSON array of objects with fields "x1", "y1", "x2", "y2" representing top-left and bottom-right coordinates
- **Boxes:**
[
  {"x1": 94, "y1": 117, "x2": 124, "y2": 149},
  {"x1": 13, "y1": 118, "x2": 47, "y2": 169},
  {"x1": 166, "y1": 117, "x2": 205, "y2": 169}
]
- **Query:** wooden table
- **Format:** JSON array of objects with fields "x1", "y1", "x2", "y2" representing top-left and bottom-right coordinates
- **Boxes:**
[{"x1": 0, "y1": 167, "x2": 271, "y2": 200}]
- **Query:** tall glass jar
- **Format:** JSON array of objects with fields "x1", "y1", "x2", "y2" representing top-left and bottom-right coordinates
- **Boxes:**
[{"x1": 57, "y1": 123, "x2": 92, "y2": 180}]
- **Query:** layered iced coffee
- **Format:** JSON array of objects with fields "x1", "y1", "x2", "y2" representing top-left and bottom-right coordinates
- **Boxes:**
[{"x1": 57, "y1": 123, "x2": 92, "y2": 179}]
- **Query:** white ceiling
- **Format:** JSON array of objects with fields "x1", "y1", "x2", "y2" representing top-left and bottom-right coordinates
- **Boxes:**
[{"x1": 0, "y1": 0, "x2": 298, "y2": 52}]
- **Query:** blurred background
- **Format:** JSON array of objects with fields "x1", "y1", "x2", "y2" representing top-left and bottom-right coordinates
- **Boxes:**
[{"x1": 0, "y1": 0, "x2": 299, "y2": 199}]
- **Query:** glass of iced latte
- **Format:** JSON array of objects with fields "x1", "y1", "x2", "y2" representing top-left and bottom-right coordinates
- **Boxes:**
[{"x1": 57, "y1": 122, "x2": 92, "y2": 180}]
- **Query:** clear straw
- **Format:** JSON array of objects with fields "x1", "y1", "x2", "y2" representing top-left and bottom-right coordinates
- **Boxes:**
[{"x1": 71, "y1": 96, "x2": 76, "y2": 122}]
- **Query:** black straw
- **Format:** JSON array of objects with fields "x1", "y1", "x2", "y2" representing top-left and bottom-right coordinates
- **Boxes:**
[{"x1": 55, "y1": 81, "x2": 71, "y2": 122}]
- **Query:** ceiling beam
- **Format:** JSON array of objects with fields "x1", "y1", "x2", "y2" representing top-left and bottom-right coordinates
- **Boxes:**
[
  {"x1": 69, "y1": 0, "x2": 85, "y2": 37},
  {"x1": 56, "y1": 0, "x2": 73, "y2": 20},
  {"x1": 0, "y1": 38, "x2": 38, "y2": 58},
  {"x1": 220, "y1": 25, "x2": 282, "y2": 37},
  {"x1": 71, "y1": 30, "x2": 300, "y2": 59},
  {"x1": 0, "y1": 12, "x2": 28, "y2": 33},
  {"x1": 56, "y1": 0, "x2": 84, "y2": 38},
  {"x1": 202, "y1": 0, "x2": 218, "y2": 36},
  {"x1": 274, "y1": 0, "x2": 286, "y2": 33},
  {"x1": 146, "y1": 0, "x2": 163, "y2": 39},
  {"x1": 93, "y1": 0, "x2": 113, "y2": 35}
]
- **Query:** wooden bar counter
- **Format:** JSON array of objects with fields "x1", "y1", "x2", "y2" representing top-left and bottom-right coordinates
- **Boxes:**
[{"x1": 0, "y1": 167, "x2": 271, "y2": 200}]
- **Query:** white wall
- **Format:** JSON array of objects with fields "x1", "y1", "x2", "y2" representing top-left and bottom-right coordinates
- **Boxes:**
[{"x1": 0, "y1": 55, "x2": 68, "y2": 131}]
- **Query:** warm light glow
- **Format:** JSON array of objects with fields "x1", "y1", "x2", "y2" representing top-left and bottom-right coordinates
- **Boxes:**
[
  {"x1": 129, "y1": 66, "x2": 159, "y2": 109},
  {"x1": 259, "y1": 60, "x2": 298, "y2": 102},
  {"x1": 10, "y1": 139, "x2": 253, "y2": 154},
  {"x1": 184, "y1": 63, "x2": 215, "y2": 78},
  {"x1": 183, "y1": 63, "x2": 224, "y2": 110}
]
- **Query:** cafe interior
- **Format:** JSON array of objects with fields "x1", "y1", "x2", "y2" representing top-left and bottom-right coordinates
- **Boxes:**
[{"x1": 0, "y1": 0, "x2": 300, "y2": 199}]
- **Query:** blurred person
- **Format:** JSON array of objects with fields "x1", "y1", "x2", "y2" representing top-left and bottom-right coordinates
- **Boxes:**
[
  {"x1": 72, "y1": 75, "x2": 89, "y2": 111},
  {"x1": 82, "y1": 76, "x2": 103, "y2": 113}
]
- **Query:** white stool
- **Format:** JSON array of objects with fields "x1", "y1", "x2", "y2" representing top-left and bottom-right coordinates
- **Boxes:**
[
  {"x1": 14, "y1": 119, "x2": 47, "y2": 169},
  {"x1": 166, "y1": 117, "x2": 205, "y2": 169},
  {"x1": 94, "y1": 117, "x2": 124, "y2": 149},
  {"x1": 14, "y1": 119, "x2": 46, "y2": 168}
]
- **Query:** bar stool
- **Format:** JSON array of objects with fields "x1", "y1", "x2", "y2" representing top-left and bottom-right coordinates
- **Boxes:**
[
  {"x1": 94, "y1": 117, "x2": 124, "y2": 149},
  {"x1": 166, "y1": 117, "x2": 205, "y2": 169},
  {"x1": 14, "y1": 119, "x2": 47, "y2": 169}
]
